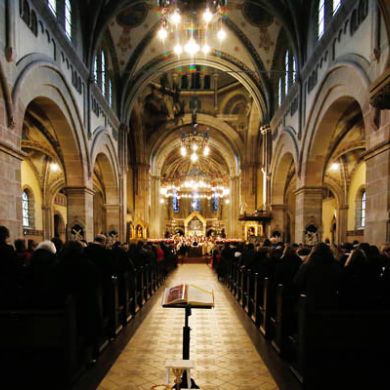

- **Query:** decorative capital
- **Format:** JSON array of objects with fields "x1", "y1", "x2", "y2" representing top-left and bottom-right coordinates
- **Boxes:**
[{"x1": 260, "y1": 124, "x2": 271, "y2": 135}]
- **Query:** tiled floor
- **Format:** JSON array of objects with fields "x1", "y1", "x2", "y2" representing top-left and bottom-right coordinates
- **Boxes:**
[{"x1": 98, "y1": 264, "x2": 278, "y2": 390}]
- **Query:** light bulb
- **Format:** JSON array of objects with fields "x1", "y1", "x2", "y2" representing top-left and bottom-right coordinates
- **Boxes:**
[
  {"x1": 160, "y1": 199, "x2": 165, "y2": 204},
  {"x1": 203, "y1": 145, "x2": 210, "y2": 156},
  {"x1": 202, "y1": 44, "x2": 211, "y2": 55},
  {"x1": 170, "y1": 10, "x2": 181, "y2": 26},
  {"x1": 225, "y1": 199, "x2": 230, "y2": 205},
  {"x1": 330, "y1": 162, "x2": 340, "y2": 171},
  {"x1": 50, "y1": 162, "x2": 60, "y2": 172},
  {"x1": 191, "y1": 143, "x2": 199, "y2": 152},
  {"x1": 203, "y1": 8, "x2": 213, "y2": 23},
  {"x1": 180, "y1": 145, "x2": 187, "y2": 156},
  {"x1": 184, "y1": 39, "x2": 200, "y2": 55},
  {"x1": 217, "y1": 28, "x2": 226, "y2": 42},
  {"x1": 174, "y1": 44, "x2": 183, "y2": 56},
  {"x1": 158, "y1": 27, "x2": 168, "y2": 41},
  {"x1": 190, "y1": 152, "x2": 199, "y2": 162}
]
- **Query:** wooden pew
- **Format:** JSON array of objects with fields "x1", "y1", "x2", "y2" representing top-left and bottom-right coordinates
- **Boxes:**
[
  {"x1": 290, "y1": 294, "x2": 390, "y2": 389},
  {"x1": 254, "y1": 277, "x2": 271, "y2": 338},
  {"x1": 0, "y1": 296, "x2": 84, "y2": 386}
]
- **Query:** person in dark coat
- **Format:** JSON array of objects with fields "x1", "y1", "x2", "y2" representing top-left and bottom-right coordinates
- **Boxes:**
[
  {"x1": 294, "y1": 243, "x2": 342, "y2": 309},
  {"x1": 0, "y1": 226, "x2": 17, "y2": 307},
  {"x1": 28, "y1": 240, "x2": 61, "y2": 308},
  {"x1": 58, "y1": 240, "x2": 101, "y2": 357}
]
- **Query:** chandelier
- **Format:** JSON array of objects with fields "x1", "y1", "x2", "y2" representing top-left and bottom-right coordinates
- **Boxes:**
[
  {"x1": 156, "y1": 0, "x2": 228, "y2": 57},
  {"x1": 180, "y1": 127, "x2": 210, "y2": 162},
  {"x1": 160, "y1": 169, "x2": 230, "y2": 202}
]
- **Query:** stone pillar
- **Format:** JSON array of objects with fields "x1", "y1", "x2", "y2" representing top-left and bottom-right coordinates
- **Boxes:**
[
  {"x1": 229, "y1": 176, "x2": 241, "y2": 238},
  {"x1": 270, "y1": 204, "x2": 286, "y2": 239},
  {"x1": 338, "y1": 205, "x2": 349, "y2": 244},
  {"x1": 149, "y1": 175, "x2": 161, "y2": 238},
  {"x1": 368, "y1": 79, "x2": 390, "y2": 245},
  {"x1": 0, "y1": 147, "x2": 23, "y2": 240},
  {"x1": 118, "y1": 124, "x2": 129, "y2": 242},
  {"x1": 42, "y1": 205, "x2": 52, "y2": 240},
  {"x1": 240, "y1": 163, "x2": 256, "y2": 213},
  {"x1": 64, "y1": 187, "x2": 94, "y2": 242},
  {"x1": 365, "y1": 145, "x2": 390, "y2": 244},
  {"x1": 261, "y1": 124, "x2": 272, "y2": 209},
  {"x1": 105, "y1": 204, "x2": 120, "y2": 234},
  {"x1": 295, "y1": 187, "x2": 324, "y2": 244},
  {"x1": 134, "y1": 163, "x2": 150, "y2": 234}
]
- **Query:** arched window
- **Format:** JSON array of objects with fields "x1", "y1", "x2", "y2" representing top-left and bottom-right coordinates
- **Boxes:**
[
  {"x1": 48, "y1": 0, "x2": 56, "y2": 15},
  {"x1": 65, "y1": 0, "x2": 72, "y2": 40},
  {"x1": 357, "y1": 190, "x2": 366, "y2": 229},
  {"x1": 108, "y1": 78, "x2": 113, "y2": 107},
  {"x1": 22, "y1": 190, "x2": 30, "y2": 227},
  {"x1": 101, "y1": 51, "x2": 106, "y2": 96},
  {"x1": 285, "y1": 51, "x2": 290, "y2": 96},
  {"x1": 278, "y1": 77, "x2": 283, "y2": 107},
  {"x1": 333, "y1": 0, "x2": 341, "y2": 15},
  {"x1": 318, "y1": 0, "x2": 325, "y2": 39},
  {"x1": 93, "y1": 55, "x2": 98, "y2": 83},
  {"x1": 292, "y1": 55, "x2": 297, "y2": 83}
]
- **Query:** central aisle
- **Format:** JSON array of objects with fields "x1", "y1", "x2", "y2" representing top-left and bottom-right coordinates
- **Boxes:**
[{"x1": 99, "y1": 264, "x2": 278, "y2": 390}]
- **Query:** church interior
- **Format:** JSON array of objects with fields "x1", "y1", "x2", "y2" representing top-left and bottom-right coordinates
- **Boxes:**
[{"x1": 1, "y1": 0, "x2": 390, "y2": 389}]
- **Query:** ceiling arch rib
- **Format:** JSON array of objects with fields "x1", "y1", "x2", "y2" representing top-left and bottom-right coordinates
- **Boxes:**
[{"x1": 122, "y1": 55, "x2": 267, "y2": 125}]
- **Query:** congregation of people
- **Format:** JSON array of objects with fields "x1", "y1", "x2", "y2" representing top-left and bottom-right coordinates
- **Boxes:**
[
  {"x1": 0, "y1": 225, "x2": 178, "y2": 359},
  {"x1": 213, "y1": 238, "x2": 390, "y2": 310}
]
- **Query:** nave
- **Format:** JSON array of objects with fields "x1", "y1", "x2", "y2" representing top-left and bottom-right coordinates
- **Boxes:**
[{"x1": 99, "y1": 264, "x2": 278, "y2": 390}]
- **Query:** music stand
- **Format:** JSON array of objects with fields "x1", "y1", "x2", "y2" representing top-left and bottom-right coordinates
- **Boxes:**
[{"x1": 163, "y1": 303, "x2": 212, "y2": 388}]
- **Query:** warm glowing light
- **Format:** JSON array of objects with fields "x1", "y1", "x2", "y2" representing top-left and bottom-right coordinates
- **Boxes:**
[
  {"x1": 202, "y1": 44, "x2": 211, "y2": 55},
  {"x1": 203, "y1": 8, "x2": 213, "y2": 23},
  {"x1": 191, "y1": 143, "x2": 199, "y2": 152},
  {"x1": 50, "y1": 162, "x2": 60, "y2": 172},
  {"x1": 170, "y1": 10, "x2": 181, "y2": 25},
  {"x1": 190, "y1": 152, "x2": 199, "y2": 162},
  {"x1": 160, "y1": 199, "x2": 165, "y2": 204},
  {"x1": 180, "y1": 145, "x2": 187, "y2": 156},
  {"x1": 225, "y1": 199, "x2": 230, "y2": 205},
  {"x1": 158, "y1": 27, "x2": 168, "y2": 41},
  {"x1": 184, "y1": 39, "x2": 200, "y2": 55},
  {"x1": 217, "y1": 28, "x2": 226, "y2": 41},
  {"x1": 203, "y1": 145, "x2": 210, "y2": 156},
  {"x1": 174, "y1": 44, "x2": 183, "y2": 55},
  {"x1": 330, "y1": 162, "x2": 340, "y2": 171}
]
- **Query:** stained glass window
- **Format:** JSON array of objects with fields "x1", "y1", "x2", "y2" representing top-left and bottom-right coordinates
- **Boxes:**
[{"x1": 22, "y1": 190, "x2": 30, "y2": 227}]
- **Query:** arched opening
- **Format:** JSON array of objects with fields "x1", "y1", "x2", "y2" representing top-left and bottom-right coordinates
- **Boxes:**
[
  {"x1": 20, "y1": 97, "x2": 79, "y2": 241},
  {"x1": 92, "y1": 153, "x2": 119, "y2": 236},
  {"x1": 271, "y1": 150, "x2": 297, "y2": 243}
]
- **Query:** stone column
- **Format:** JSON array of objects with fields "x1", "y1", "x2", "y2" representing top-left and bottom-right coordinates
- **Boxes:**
[
  {"x1": 64, "y1": 186, "x2": 94, "y2": 242},
  {"x1": 105, "y1": 204, "x2": 120, "y2": 234},
  {"x1": 338, "y1": 205, "x2": 349, "y2": 244},
  {"x1": 295, "y1": 186, "x2": 324, "y2": 244},
  {"x1": 368, "y1": 79, "x2": 390, "y2": 245},
  {"x1": 365, "y1": 145, "x2": 390, "y2": 244},
  {"x1": 229, "y1": 175, "x2": 241, "y2": 238},
  {"x1": 240, "y1": 163, "x2": 256, "y2": 213},
  {"x1": 134, "y1": 163, "x2": 150, "y2": 234},
  {"x1": 0, "y1": 145, "x2": 23, "y2": 240},
  {"x1": 260, "y1": 124, "x2": 272, "y2": 209},
  {"x1": 149, "y1": 175, "x2": 161, "y2": 238},
  {"x1": 42, "y1": 205, "x2": 52, "y2": 240},
  {"x1": 270, "y1": 204, "x2": 286, "y2": 238}
]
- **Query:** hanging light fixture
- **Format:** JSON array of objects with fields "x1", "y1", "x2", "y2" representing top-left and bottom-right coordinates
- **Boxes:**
[
  {"x1": 160, "y1": 169, "x2": 230, "y2": 203},
  {"x1": 180, "y1": 127, "x2": 209, "y2": 163},
  {"x1": 156, "y1": 0, "x2": 228, "y2": 57}
]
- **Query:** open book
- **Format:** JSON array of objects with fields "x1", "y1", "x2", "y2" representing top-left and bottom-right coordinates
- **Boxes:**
[{"x1": 162, "y1": 284, "x2": 214, "y2": 308}]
